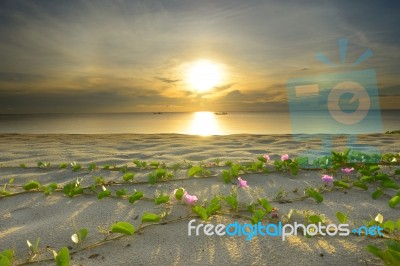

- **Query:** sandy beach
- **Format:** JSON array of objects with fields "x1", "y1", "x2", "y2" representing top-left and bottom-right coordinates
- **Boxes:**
[{"x1": 0, "y1": 133, "x2": 399, "y2": 266}]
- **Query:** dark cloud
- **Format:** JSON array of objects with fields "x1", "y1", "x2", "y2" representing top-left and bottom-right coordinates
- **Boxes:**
[
  {"x1": 154, "y1": 77, "x2": 180, "y2": 83},
  {"x1": 0, "y1": 72, "x2": 46, "y2": 82}
]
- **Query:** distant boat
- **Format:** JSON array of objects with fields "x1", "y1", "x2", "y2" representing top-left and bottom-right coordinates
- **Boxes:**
[
  {"x1": 214, "y1": 112, "x2": 228, "y2": 115},
  {"x1": 153, "y1": 112, "x2": 163, "y2": 114}
]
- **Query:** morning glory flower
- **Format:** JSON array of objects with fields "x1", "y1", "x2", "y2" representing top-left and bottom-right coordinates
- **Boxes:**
[
  {"x1": 263, "y1": 154, "x2": 270, "y2": 161},
  {"x1": 341, "y1": 167, "x2": 354, "y2": 174},
  {"x1": 321, "y1": 174, "x2": 334, "y2": 184},
  {"x1": 238, "y1": 177, "x2": 249, "y2": 188},
  {"x1": 281, "y1": 154, "x2": 289, "y2": 161},
  {"x1": 183, "y1": 193, "x2": 198, "y2": 205}
]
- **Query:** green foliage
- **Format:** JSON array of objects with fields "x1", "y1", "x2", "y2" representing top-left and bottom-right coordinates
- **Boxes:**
[
  {"x1": 23, "y1": 180, "x2": 41, "y2": 191},
  {"x1": 116, "y1": 188, "x2": 127, "y2": 197},
  {"x1": 148, "y1": 168, "x2": 173, "y2": 184},
  {"x1": 19, "y1": 163, "x2": 26, "y2": 168},
  {"x1": 110, "y1": 222, "x2": 135, "y2": 235},
  {"x1": 98, "y1": 186, "x2": 111, "y2": 199},
  {"x1": 129, "y1": 191, "x2": 144, "y2": 203},
  {"x1": 336, "y1": 211, "x2": 348, "y2": 224},
  {"x1": 221, "y1": 170, "x2": 232, "y2": 183},
  {"x1": 174, "y1": 188, "x2": 185, "y2": 200},
  {"x1": 224, "y1": 193, "x2": 238, "y2": 211},
  {"x1": 333, "y1": 180, "x2": 351, "y2": 189},
  {"x1": 102, "y1": 164, "x2": 110, "y2": 170},
  {"x1": 59, "y1": 163, "x2": 67, "y2": 169},
  {"x1": 141, "y1": 213, "x2": 161, "y2": 223},
  {"x1": 93, "y1": 176, "x2": 105, "y2": 185},
  {"x1": 71, "y1": 162, "x2": 82, "y2": 172},
  {"x1": 27, "y1": 238, "x2": 40, "y2": 261},
  {"x1": 122, "y1": 172, "x2": 135, "y2": 182},
  {"x1": 88, "y1": 163, "x2": 97, "y2": 172},
  {"x1": 119, "y1": 164, "x2": 129, "y2": 173},
  {"x1": 37, "y1": 161, "x2": 51, "y2": 168},
  {"x1": 250, "y1": 209, "x2": 266, "y2": 224},
  {"x1": 388, "y1": 195, "x2": 400, "y2": 209},
  {"x1": 258, "y1": 198, "x2": 273, "y2": 213},
  {"x1": 155, "y1": 194, "x2": 169, "y2": 205},
  {"x1": 0, "y1": 249, "x2": 14, "y2": 266},
  {"x1": 305, "y1": 188, "x2": 323, "y2": 203},
  {"x1": 71, "y1": 228, "x2": 88, "y2": 245},
  {"x1": 206, "y1": 196, "x2": 221, "y2": 216},
  {"x1": 188, "y1": 165, "x2": 210, "y2": 177},
  {"x1": 55, "y1": 247, "x2": 70, "y2": 266},
  {"x1": 365, "y1": 240, "x2": 400, "y2": 265},
  {"x1": 192, "y1": 205, "x2": 208, "y2": 221},
  {"x1": 44, "y1": 183, "x2": 58, "y2": 196},
  {"x1": 63, "y1": 179, "x2": 84, "y2": 198},
  {"x1": 133, "y1": 160, "x2": 147, "y2": 168},
  {"x1": 274, "y1": 159, "x2": 299, "y2": 175}
]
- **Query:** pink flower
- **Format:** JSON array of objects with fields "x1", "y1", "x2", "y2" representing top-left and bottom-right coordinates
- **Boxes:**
[
  {"x1": 183, "y1": 193, "x2": 198, "y2": 205},
  {"x1": 321, "y1": 174, "x2": 334, "y2": 184},
  {"x1": 281, "y1": 154, "x2": 289, "y2": 161},
  {"x1": 341, "y1": 167, "x2": 354, "y2": 174},
  {"x1": 263, "y1": 154, "x2": 270, "y2": 161},
  {"x1": 238, "y1": 177, "x2": 249, "y2": 188}
]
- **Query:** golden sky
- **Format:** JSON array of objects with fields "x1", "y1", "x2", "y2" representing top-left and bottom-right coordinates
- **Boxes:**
[{"x1": 0, "y1": 0, "x2": 399, "y2": 113}]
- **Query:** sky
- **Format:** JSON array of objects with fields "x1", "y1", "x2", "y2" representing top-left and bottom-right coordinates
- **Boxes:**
[{"x1": 0, "y1": 0, "x2": 399, "y2": 113}]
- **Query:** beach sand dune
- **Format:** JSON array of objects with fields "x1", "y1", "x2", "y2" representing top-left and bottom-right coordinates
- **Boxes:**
[{"x1": 0, "y1": 134, "x2": 399, "y2": 265}]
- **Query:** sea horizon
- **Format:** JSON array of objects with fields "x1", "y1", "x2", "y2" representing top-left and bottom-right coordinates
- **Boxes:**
[{"x1": 1, "y1": 110, "x2": 398, "y2": 135}]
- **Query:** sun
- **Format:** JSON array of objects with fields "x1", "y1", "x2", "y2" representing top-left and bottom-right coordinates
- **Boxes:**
[{"x1": 186, "y1": 59, "x2": 223, "y2": 92}]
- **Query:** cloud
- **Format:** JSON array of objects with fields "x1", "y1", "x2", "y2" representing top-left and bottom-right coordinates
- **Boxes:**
[
  {"x1": 0, "y1": 72, "x2": 46, "y2": 82},
  {"x1": 154, "y1": 76, "x2": 180, "y2": 83}
]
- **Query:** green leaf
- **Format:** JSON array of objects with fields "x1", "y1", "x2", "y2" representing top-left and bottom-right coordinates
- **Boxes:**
[
  {"x1": 372, "y1": 188, "x2": 384, "y2": 200},
  {"x1": 383, "y1": 220, "x2": 396, "y2": 232},
  {"x1": 382, "y1": 180, "x2": 399, "y2": 190},
  {"x1": 305, "y1": 188, "x2": 323, "y2": 203},
  {"x1": 188, "y1": 166, "x2": 204, "y2": 177},
  {"x1": 88, "y1": 163, "x2": 97, "y2": 171},
  {"x1": 333, "y1": 180, "x2": 351, "y2": 189},
  {"x1": 116, "y1": 188, "x2": 127, "y2": 197},
  {"x1": 141, "y1": 213, "x2": 161, "y2": 223},
  {"x1": 395, "y1": 169, "x2": 400, "y2": 175},
  {"x1": 309, "y1": 215, "x2": 323, "y2": 224},
  {"x1": 122, "y1": 173, "x2": 135, "y2": 182},
  {"x1": 0, "y1": 249, "x2": 13, "y2": 266},
  {"x1": 206, "y1": 201, "x2": 221, "y2": 216},
  {"x1": 221, "y1": 170, "x2": 232, "y2": 184},
  {"x1": 174, "y1": 188, "x2": 185, "y2": 200},
  {"x1": 129, "y1": 191, "x2": 143, "y2": 204},
  {"x1": 397, "y1": 218, "x2": 400, "y2": 231},
  {"x1": 336, "y1": 212, "x2": 348, "y2": 224},
  {"x1": 55, "y1": 247, "x2": 70, "y2": 266},
  {"x1": 59, "y1": 163, "x2": 67, "y2": 169},
  {"x1": 23, "y1": 180, "x2": 41, "y2": 191},
  {"x1": 98, "y1": 190, "x2": 111, "y2": 199},
  {"x1": 250, "y1": 209, "x2": 266, "y2": 224},
  {"x1": 155, "y1": 194, "x2": 169, "y2": 205},
  {"x1": 44, "y1": 183, "x2": 58, "y2": 196},
  {"x1": 388, "y1": 196, "x2": 400, "y2": 208},
  {"x1": 352, "y1": 181, "x2": 368, "y2": 190},
  {"x1": 192, "y1": 206, "x2": 208, "y2": 221},
  {"x1": 258, "y1": 198, "x2": 273, "y2": 212},
  {"x1": 225, "y1": 194, "x2": 238, "y2": 211},
  {"x1": 110, "y1": 222, "x2": 135, "y2": 235},
  {"x1": 360, "y1": 175, "x2": 374, "y2": 182}
]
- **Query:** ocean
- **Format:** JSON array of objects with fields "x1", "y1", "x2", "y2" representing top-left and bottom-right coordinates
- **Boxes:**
[{"x1": 0, "y1": 111, "x2": 398, "y2": 135}]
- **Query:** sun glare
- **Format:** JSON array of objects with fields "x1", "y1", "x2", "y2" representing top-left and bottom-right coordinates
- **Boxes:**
[
  {"x1": 187, "y1": 59, "x2": 222, "y2": 92},
  {"x1": 188, "y1": 112, "x2": 222, "y2": 136}
]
